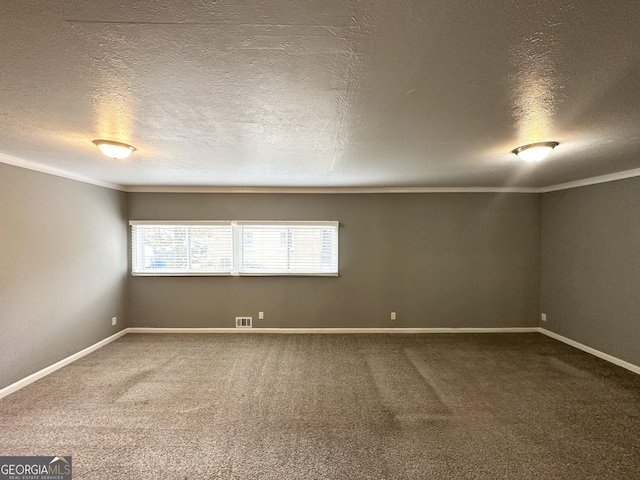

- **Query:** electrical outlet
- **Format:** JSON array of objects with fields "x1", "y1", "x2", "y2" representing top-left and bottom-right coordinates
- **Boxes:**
[
  {"x1": 112, "y1": 317, "x2": 117, "y2": 326},
  {"x1": 258, "y1": 311, "x2": 264, "y2": 320},
  {"x1": 391, "y1": 312, "x2": 397, "y2": 320},
  {"x1": 541, "y1": 313, "x2": 547, "y2": 322}
]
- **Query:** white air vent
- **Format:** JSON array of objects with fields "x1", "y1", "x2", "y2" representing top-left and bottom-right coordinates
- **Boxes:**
[{"x1": 235, "y1": 317, "x2": 252, "y2": 328}]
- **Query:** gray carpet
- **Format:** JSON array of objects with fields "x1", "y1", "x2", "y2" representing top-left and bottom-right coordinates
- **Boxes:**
[{"x1": 1, "y1": 333, "x2": 639, "y2": 479}]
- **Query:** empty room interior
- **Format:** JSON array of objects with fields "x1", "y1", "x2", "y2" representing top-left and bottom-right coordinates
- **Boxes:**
[{"x1": 1, "y1": 0, "x2": 640, "y2": 478}]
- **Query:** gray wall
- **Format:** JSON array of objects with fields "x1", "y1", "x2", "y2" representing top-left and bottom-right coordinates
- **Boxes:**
[
  {"x1": 0, "y1": 164, "x2": 128, "y2": 390},
  {"x1": 5, "y1": 162, "x2": 639, "y2": 386},
  {"x1": 128, "y1": 193, "x2": 541, "y2": 329},
  {"x1": 541, "y1": 177, "x2": 640, "y2": 367}
]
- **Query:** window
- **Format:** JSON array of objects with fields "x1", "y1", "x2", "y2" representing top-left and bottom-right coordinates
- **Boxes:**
[
  {"x1": 131, "y1": 222, "x2": 233, "y2": 275},
  {"x1": 130, "y1": 221, "x2": 339, "y2": 276}
]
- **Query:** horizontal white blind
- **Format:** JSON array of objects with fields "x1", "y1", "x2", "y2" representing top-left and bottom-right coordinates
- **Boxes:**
[
  {"x1": 132, "y1": 224, "x2": 233, "y2": 274},
  {"x1": 130, "y1": 221, "x2": 339, "y2": 276},
  {"x1": 236, "y1": 222, "x2": 338, "y2": 275}
]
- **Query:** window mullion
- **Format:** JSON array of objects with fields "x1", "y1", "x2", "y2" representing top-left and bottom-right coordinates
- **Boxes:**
[
  {"x1": 286, "y1": 228, "x2": 292, "y2": 271},
  {"x1": 232, "y1": 222, "x2": 241, "y2": 275},
  {"x1": 186, "y1": 226, "x2": 191, "y2": 271}
]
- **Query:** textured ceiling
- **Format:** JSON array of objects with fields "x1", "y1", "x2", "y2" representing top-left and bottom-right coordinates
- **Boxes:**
[{"x1": 1, "y1": 0, "x2": 639, "y2": 188}]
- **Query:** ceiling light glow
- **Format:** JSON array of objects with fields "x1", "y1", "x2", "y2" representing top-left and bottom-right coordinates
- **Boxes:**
[
  {"x1": 92, "y1": 139, "x2": 136, "y2": 160},
  {"x1": 512, "y1": 141, "x2": 559, "y2": 163}
]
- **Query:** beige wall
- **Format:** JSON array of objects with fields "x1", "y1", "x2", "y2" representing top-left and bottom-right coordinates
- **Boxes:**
[
  {"x1": 0, "y1": 164, "x2": 128, "y2": 389},
  {"x1": 541, "y1": 177, "x2": 640, "y2": 367},
  {"x1": 128, "y1": 192, "x2": 541, "y2": 328}
]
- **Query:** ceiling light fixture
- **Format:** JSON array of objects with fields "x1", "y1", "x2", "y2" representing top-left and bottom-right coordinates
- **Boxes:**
[
  {"x1": 92, "y1": 139, "x2": 136, "y2": 160},
  {"x1": 512, "y1": 141, "x2": 559, "y2": 163}
]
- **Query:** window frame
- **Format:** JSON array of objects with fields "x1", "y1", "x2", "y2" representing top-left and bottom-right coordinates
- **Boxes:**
[{"x1": 130, "y1": 220, "x2": 339, "y2": 277}]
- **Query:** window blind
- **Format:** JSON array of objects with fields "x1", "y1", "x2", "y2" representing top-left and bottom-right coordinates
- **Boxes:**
[
  {"x1": 130, "y1": 221, "x2": 339, "y2": 276},
  {"x1": 131, "y1": 222, "x2": 233, "y2": 275},
  {"x1": 235, "y1": 222, "x2": 339, "y2": 275}
]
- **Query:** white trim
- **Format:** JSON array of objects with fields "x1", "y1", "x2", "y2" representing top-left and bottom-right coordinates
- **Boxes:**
[
  {"x1": 3, "y1": 327, "x2": 637, "y2": 400},
  {"x1": 0, "y1": 152, "x2": 125, "y2": 191},
  {"x1": 542, "y1": 167, "x2": 640, "y2": 193},
  {"x1": 129, "y1": 220, "x2": 232, "y2": 226},
  {"x1": 234, "y1": 220, "x2": 340, "y2": 226},
  {"x1": 0, "y1": 329, "x2": 128, "y2": 400},
  {"x1": 131, "y1": 273, "x2": 234, "y2": 277},
  {"x1": 123, "y1": 185, "x2": 540, "y2": 194},
  {"x1": 539, "y1": 328, "x2": 640, "y2": 376},
  {"x1": 3, "y1": 150, "x2": 640, "y2": 194},
  {"x1": 129, "y1": 220, "x2": 339, "y2": 226},
  {"x1": 127, "y1": 327, "x2": 540, "y2": 334}
]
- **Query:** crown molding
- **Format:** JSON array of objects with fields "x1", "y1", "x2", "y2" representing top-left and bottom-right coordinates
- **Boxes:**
[
  {"x1": 542, "y1": 167, "x2": 640, "y2": 193},
  {"x1": 0, "y1": 152, "x2": 125, "y2": 191},
  {"x1": 123, "y1": 185, "x2": 540, "y2": 194},
  {"x1": 3, "y1": 151, "x2": 639, "y2": 194}
]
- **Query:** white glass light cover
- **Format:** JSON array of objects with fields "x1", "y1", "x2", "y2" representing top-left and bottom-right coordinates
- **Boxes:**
[
  {"x1": 512, "y1": 141, "x2": 559, "y2": 163},
  {"x1": 92, "y1": 140, "x2": 136, "y2": 159}
]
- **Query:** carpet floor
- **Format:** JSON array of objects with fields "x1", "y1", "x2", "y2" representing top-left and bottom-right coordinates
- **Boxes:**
[{"x1": 0, "y1": 333, "x2": 639, "y2": 479}]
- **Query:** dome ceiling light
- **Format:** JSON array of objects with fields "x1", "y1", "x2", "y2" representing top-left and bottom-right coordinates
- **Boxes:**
[
  {"x1": 512, "y1": 141, "x2": 559, "y2": 163},
  {"x1": 92, "y1": 140, "x2": 136, "y2": 160}
]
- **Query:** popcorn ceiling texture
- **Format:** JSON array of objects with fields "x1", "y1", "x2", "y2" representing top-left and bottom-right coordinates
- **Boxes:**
[
  {"x1": 1, "y1": 0, "x2": 639, "y2": 188},
  {"x1": 0, "y1": 333, "x2": 639, "y2": 479}
]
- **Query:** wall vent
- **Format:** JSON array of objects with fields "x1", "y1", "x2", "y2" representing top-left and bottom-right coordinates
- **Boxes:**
[{"x1": 235, "y1": 317, "x2": 252, "y2": 328}]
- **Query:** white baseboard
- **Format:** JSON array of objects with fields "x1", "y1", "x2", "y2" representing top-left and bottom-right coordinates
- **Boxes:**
[
  {"x1": 539, "y1": 328, "x2": 640, "y2": 376},
  {"x1": 0, "y1": 329, "x2": 128, "y2": 400},
  {"x1": 3, "y1": 327, "x2": 637, "y2": 401},
  {"x1": 127, "y1": 327, "x2": 540, "y2": 334}
]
